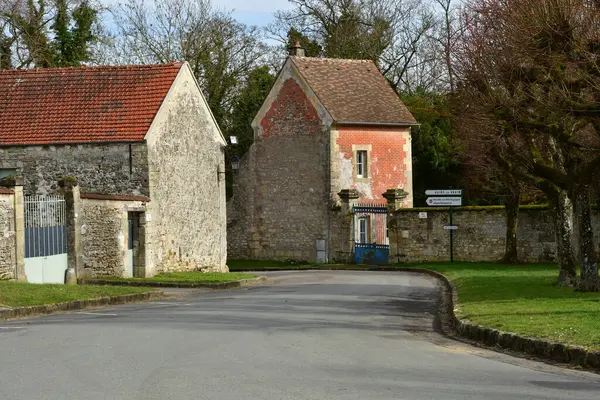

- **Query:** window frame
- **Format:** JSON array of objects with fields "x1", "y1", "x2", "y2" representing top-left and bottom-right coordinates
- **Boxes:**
[
  {"x1": 358, "y1": 216, "x2": 370, "y2": 243},
  {"x1": 352, "y1": 145, "x2": 371, "y2": 182},
  {"x1": 356, "y1": 150, "x2": 367, "y2": 178}
]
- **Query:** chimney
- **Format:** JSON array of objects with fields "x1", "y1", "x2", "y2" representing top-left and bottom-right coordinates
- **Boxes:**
[{"x1": 290, "y1": 41, "x2": 305, "y2": 57}]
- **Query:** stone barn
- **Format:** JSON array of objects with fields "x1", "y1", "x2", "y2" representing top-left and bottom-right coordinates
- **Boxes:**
[
  {"x1": 227, "y1": 44, "x2": 417, "y2": 264},
  {"x1": 0, "y1": 62, "x2": 228, "y2": 282}
]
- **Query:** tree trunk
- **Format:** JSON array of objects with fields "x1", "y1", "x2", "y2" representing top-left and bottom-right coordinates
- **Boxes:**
[
  {"x1": 501, "y1": 188, "x2": 520, "y2": 263},
  {"x1": 575, "y1": 185, "x2": 600, "y2": 292},
  {"x1": 553, "y1": 190, "x2": 578, "y2": 287}
]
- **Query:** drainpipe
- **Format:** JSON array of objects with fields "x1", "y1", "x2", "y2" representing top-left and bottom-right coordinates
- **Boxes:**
[{"x1": 326, "y1": 126, "x2": 332, "y2": 263}]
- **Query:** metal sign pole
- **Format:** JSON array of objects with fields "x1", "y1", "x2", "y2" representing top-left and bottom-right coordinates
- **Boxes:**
[{"x1": 450, "y1": 206, "x2": 454, "y2": 263}]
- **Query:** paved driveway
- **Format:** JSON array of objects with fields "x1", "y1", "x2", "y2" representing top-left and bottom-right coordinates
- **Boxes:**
[{"x1": 0, "y1": 271, "x2": 598, "y2": 399}]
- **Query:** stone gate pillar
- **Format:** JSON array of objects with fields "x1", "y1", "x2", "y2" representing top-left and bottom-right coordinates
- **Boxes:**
[
  {"x1": 59, "y1": 178, "x2": 83, "y2": 284},
  {"x1": 383, "y1": 189, "x2": 409, "y2": 212},
  {"x1": 335, "y1": 189, "x2": 360, "y2": 263},
  {"x1": 12, "y1": 177, "x2": 26, "y2": 282},
  {"x1": 383, "y1": 189, "x2": 409, "y2": 264}
]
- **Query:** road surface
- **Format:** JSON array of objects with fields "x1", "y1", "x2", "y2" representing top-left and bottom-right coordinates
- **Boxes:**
[{"x1": 0, "y1": 271, "x2": 599, "y2": 399}]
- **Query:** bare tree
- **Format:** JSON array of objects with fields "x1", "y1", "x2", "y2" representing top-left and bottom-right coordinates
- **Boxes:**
[
  {"x1": 456, "y1": 0, "x2": 600, "y2": 290},
  {"x1": 269, "y1": 0, "x2": 436, "y2": 93}
]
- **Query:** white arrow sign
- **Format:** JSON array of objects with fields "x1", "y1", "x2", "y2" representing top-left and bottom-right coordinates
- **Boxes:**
[
  {"x1": 425, "y1": 189, "x2": 463, "y2": 196},
  {"x1": 426, "y1": 197, "x2": 462, "y2": 206},
  {"x1": 443, "y1": 225, "x2": 458, "y2": 230}
]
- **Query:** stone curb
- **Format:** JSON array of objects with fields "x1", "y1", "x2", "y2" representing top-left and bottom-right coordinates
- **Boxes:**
[
  {"x1": 235, "y1": 266, "x2": 600, "y2": 371},
  {"x1": 81, "y1": 276, "x2": 267, "y2": 289},
  {"x1": 400, "y1": 268, "x2": 600, "y2": 371},
  {"x1": 0, "y1": 291, "x2": 162, "y2": 321}
]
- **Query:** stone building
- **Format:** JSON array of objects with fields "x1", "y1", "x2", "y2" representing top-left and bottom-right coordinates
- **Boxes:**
[
  {"x1": 227, "y1": 45, "x2": 417, "y2": 263},
  {"x1": 0, "y1": 62, "x2": 228, "y2": 282}
]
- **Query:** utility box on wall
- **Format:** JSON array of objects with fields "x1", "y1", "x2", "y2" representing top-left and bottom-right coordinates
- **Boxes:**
[{"x1": 316, "y1": 239, "x2": 327, "y2": 263}]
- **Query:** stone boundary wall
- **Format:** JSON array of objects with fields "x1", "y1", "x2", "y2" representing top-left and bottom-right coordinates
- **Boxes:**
[{"x1": 388, "y1": 206, "x2": 595, "y2": 263}]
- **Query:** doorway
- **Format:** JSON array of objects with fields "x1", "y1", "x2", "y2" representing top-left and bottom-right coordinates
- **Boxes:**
[{"x1": 127, "y1": 212, "x2": 144, "y2": 277}]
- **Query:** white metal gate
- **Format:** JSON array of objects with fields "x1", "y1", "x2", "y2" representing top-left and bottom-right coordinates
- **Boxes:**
[{"x1": 24, "y1": 195, "x2": 68, "y2": 284}]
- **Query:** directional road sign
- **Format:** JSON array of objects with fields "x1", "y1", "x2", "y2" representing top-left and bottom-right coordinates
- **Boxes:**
[
  {"x1": 443, "y1": 226, "x2": 458, "y2": 230},
  {"x1": 425, "y1": 189, "x2": 463, "y2": 196},
  {"x1": 426, "y1": 196, "x2": 462, "y2": 206}
]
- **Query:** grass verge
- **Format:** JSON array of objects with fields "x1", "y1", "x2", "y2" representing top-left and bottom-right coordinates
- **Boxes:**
[
  {"x1": 227, "y1": 260, "x2": 316, "y2": 271},
  {"x1": 0, "y1": 281, "x2": 152, "y2": 308},
  {"x1": 104, "y1": 271, "x2": 258, "y2": 284},
  {"x1": 412, "y1": 262, "x2": 600, "y2": 351}
]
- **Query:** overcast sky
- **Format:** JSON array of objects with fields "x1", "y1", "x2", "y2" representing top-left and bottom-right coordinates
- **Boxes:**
[{"x1": 101, "y1": 0, "x2": 293, "y2": 27}]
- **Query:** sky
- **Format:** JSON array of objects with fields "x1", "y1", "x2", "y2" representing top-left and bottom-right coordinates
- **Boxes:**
[{"x1": 101, "y1": 0, "x2": 293, "y2": 28}]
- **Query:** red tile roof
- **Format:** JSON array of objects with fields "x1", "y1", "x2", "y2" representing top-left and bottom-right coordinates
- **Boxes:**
[
  {"x1": 0, "y1": 187, "x2": 14, "y2": 194},
  {"x1": 0, "y1": 63, "x2": 183, "y2": 145},
  {"x1": 291, "y1": 57, "x2": 416, "y2": 125},
  {"x1": 81, "y1": 193, "x2": 150, "y2": 202}
]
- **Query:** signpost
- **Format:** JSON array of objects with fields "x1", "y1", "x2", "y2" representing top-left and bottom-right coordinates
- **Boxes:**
[
  {"x1": 425, "y1": 189, "x2": 462, "y2": 196},
  {"x1": 426, "y1": 189, "x2": 463, "y2": 263},
  {"x1": 426, "y1": 197, "x2": 462, "y2": 206}
]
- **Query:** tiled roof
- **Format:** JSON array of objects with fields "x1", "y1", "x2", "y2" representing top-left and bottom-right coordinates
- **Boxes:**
[
  {"x1": 0, "y1": 63, "x2": 183, "y2": 145},
  {"x1": 0, "y1": 187, "x2": 14, "y2": 194},
  {"x1": 81, "y1": 193, "x2": 150, "y2": 202},
  {"x1": 291, "y1": 57, "x2": 416, "y2": 125}
]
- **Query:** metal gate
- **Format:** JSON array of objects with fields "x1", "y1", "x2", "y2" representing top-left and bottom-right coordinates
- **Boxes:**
[
  {"x1": 353, "y1": 204, "x2": 389, "y2": 265},
  {"x1": 24, "y1": 195, "x2": 68, "y2": 284}
]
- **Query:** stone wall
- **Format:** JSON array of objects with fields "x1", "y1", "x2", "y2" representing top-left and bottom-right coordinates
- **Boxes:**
[
  {"x1": 145, "y1": 64, "x2": 228, "y2": 274},
  {"x1": 0, "y1": 143, "x2": 148, "y2": 196},
  {"x1": 227, "y1": 70, "x2": 331, "y2": 262},
  {"x1": 0, "y1": 191, "x2": 15, "y2": 280},
  {"x1": 81, "y1": 198, "x2": 129, "y2": 278},
  {"x1": 388, "y1": 207, "x2": 562, "y2": 263}
]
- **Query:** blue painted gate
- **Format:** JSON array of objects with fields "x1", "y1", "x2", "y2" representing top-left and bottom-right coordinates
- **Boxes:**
[{"x1": 353, "y1": 204, "x2": 389, "y2": 265}]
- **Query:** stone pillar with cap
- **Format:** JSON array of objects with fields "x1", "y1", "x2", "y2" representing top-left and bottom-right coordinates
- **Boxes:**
[
  {"x1": 383, "y1": 189, "x2": 409, "y2": 213},
  {"x1": 383, "y1": 189, "x2": 409, "y2": 264},
  {"x1": 335, "y1": 189, "x2": 360, "y2": 262},
  {"x1": 59, "y1": 177, "x2": 83, "y2": 284}
]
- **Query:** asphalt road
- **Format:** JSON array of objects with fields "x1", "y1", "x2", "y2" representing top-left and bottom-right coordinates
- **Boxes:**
[{"x1": 0, "y1": 271, "x2": 599, "y2": 400}]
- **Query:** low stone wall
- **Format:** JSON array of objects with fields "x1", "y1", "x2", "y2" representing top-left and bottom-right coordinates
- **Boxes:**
[
  {"x1": 81, "y1": 197, "x2": 147, "y2": 279},
  {"x1": 0, "y1": 191, "x2": 15, "y2": 280},
  {"x1": 388, "y1": 206, "x2": 575, "y2": 263}
]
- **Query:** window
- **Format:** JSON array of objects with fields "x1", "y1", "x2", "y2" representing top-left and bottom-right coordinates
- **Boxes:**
[
  {"x1": 356, "y1": 150, "x2": 367, "y2": 178},
  {"x1": 358, "y1": 217, "x2": 369, "y2": 243}
]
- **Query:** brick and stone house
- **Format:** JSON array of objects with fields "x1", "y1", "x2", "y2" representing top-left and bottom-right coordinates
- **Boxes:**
[
  {"x1": 0, "y1": 62, "x2": 228, "y2": 282},
  {"x1": 227, "y1": 45, "x2": 417, "y2": 264}
]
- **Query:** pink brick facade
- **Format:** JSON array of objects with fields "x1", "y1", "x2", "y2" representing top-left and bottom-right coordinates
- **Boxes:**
[{"x1": 333, "y1": 126, "x2": 412, "y2": 205}]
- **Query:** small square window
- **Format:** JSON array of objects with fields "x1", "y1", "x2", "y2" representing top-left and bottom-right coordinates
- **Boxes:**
[{"x1": 356, "y1": 150, "x2": 367, "y2": 178}]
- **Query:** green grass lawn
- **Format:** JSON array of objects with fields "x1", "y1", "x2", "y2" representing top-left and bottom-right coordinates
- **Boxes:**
[
  {"x1": 105, "y1": 271, "x2": 258, "y2": 284},
  {"x1": 413, "y1": 263, "x2": 600, "y2": 351},
  {"x1": 227, "y1": 260, "x2": 316, "y2": 271},
  {"x1": 0, "y1": 281, "x2": 152, "y2": 308}
]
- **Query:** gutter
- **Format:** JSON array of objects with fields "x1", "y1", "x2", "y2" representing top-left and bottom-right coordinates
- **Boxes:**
[{"x1": 335, "y1": 121, "x2": 421, "y2": 128}]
